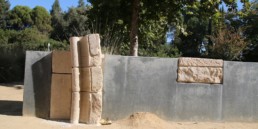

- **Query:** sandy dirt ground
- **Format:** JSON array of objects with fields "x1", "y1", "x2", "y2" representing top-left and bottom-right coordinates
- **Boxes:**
[{"x1": 1, "y1": 84, "x2": 258, "y2": 129}]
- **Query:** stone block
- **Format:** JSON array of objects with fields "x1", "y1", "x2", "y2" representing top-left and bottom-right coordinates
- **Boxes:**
[
  {"x1": 91, "y1": 67, "x2": 103, "y2": 92},
  {"x1": 78, "y1": 35, "x2": 101, "y2": 67},
  {"x1": 177, "y1": 67, "x2": 223, "y2": 84},
  {"x1": 79, "y1": 55, "x2": 102, "y2": 67},
  {"x1": 70, "y1": 37, "x2": 82, "y2": 67},
  {"x1": 178, "y1": 57, "x2": 223, "y2": 67},
  {"x1": 80, "y1": 68, "x2": 91, "y2": 92},
  {"x1": 79, "y1": 92, "x2": 91, "y2": 123},
  {"x1": 71, "y1": 92, "x2": 80, "y2": 124},
  {"x1": 52, "y1": 51, "x2": 72, "y2": 73},
  {"x1": 89, "y1": 92, "x2": 102, "y2": 124},
  {"x1": 88, "y1": 34, "x2": 101, "y2": 56},
  {"x1": 72, "y1": 68, "x2": 80, "y2": 92},
  {"x1": 50, "y1": 74, "x2": 72, "y2": 120}
]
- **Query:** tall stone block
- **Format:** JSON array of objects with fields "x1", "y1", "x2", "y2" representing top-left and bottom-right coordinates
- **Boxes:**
[
  {"x1": 72, "y1": 68, "x2": 80, "y2": 92},
  {"x1": 78, "y1": 35, "x2": 102, "y2": 67},
  {"x1": 89, "y1": 92, "x2": 102, "y2": 124},
  {"x1": 71, "y1": 92, "x2": 80, "y2": 124},
  {"x1": 50, "y1": 74, "x2": 72, "y2": 119},
  {"x1": 88, "y1": 34, "x2": 101, "y2": 56},
  {"x1": 80, "y1": 68, "x2": 91, "y2": 92},
  {"x1": 79, "y1": 92, "x2": 91, "y2": 123},
  {"x1": 70, "y1": 37, "x2": 82, "y2": 67},
  {"x1": 52, "y1": 51, "x2": 72, "y2": 73},
  {"x1": 91, "y1": 67, "x2": 103, "y2": 92},
  {"x1": 69, "y1": 34, "x2": 103, "y2": 125}
]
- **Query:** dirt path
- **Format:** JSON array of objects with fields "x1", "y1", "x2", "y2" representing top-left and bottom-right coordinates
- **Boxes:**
[{"x1": 0, "y1": 84, "x2": 258, "y2": 129}]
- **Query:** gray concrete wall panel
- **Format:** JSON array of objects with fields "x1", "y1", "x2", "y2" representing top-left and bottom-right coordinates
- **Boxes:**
[
  {"x1": 175, "y1": 83, "x2": 222, "y2": 121},
  {"x1": 23, "y1": 51, "x2": 52, "y2": 119},
  {"x1": 222, "y1": 61, "x2": 258, "y2": 122},
  {"x1": 102, "y1": 55, "x2": 178, "y2": 120}
]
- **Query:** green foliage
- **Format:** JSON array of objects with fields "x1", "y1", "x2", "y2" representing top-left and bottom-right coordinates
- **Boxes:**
[
  {"x1": 64, "y1": 6, "x2": 90, "y2": 37},
  {"x1": 208, "y1": 27, "x2": 247, "y2": 60},
  {"x1": 31, "y1": 6, "x2": 52, "y2": 33},
  {"x1": 8, "y1": 6, "x2": 33, "y2": 29},
  {"x1": 0, "y1": 0, "x2": 10, "y2": 29}
]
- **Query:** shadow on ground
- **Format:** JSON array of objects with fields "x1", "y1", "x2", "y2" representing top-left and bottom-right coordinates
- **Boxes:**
[{"x1": 0, "y1": 100, "x2": 22, "y2": 116}]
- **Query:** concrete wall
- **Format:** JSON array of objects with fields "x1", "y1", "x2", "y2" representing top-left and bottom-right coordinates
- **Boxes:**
[
  {"x1": 23, "y1": 52, "x2": 258, "y2": 122},
  {"x1": 102, "y1": 55, "x2": 258, "y2": 122},
  {"x1": 23, "y1": 51, "x2": 52, "y2": 118}
]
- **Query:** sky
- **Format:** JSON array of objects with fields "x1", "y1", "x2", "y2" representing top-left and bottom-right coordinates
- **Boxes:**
[
  {"x1": 9, "y1": 0, "x2": 89, "y2": 12},
  {"x1": 9, "y1": 0, "x2": 245, "y2": 12}
]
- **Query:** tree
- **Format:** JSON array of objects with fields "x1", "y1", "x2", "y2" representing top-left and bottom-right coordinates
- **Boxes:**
[
  {"x1": 64, "y1": 6, "x2": 90, "y2": 37},
  {"x1": 31, "y1": 6, "x2": 52, "y2": 33},
  {"x1": 209, "y1": 26, "x2": 247, "y2": 60},
  {"x1": 50, "y1": 0, "x2": 66, "y2": 40},
  {"x1": 129, "y1": 0, "x2": 140, "y2": 56},
  {"x1": 8, "y1": 6, "x2": 33, "y2": 30},
  {"x1": 0, "y1": 0, "x2": 10, "y2": 29},
  {"x1": 78, "y1": 0, "x2": 85, "y2": 7}
]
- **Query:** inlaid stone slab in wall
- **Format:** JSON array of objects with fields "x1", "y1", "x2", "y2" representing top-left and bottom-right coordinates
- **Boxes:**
[
  {"x1": 177, "y1": 57, "x2": 223, "y2": 84},
  {"x1": 178, "y1": 67, "x2": 223, "y2": 84},
  {"x1": 178, "y1": 57, "x2": 223, "y2": 67}
]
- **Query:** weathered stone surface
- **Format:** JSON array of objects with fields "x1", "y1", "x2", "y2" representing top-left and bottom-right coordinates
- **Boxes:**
[
  {"x1": 91, "y1": 67, "x2": 103, "y2": 92},
  {"x1": 72, "y1": 68, "x2": 80, "y2": 92},
  {"x1": 80, "y1": 55, "x2": 102, "y2": 67},
  {"x1": 52, "y1": 51, "x2": 72, "y2": 73},
  {"x1": 70, "y1": 92, "x2": 80, "y2": 124},
  {"x1": 80, "y1": 68, "x2": 91, "y2": 92},
  {"x1": 89, "y1": 92, "x2": 102, "y2": 124},
  {"x1": 79, "y1": 92, "x2": 91, "y2": 123},
  {"x1": 70, "y1": 37, "x2": 82, "y2": 67},
  {"x1": 177, "y1": 67, "x2": 223, "y2": 84},
  {"x1": 178, "y1": 57, "x2": 223, "y2": 67},
  {"x1": 78, "y1": 36, "x2": 90, "y2": 58},
  {"x1": 77, "y1": 35, "x2": 101, "y2": 67},
  {"x1": 88, "y1": 34, "x2": 101, "y2": 56},
  {"x1": 50, "y1": 74, "x2": 72, "y2": 119}
]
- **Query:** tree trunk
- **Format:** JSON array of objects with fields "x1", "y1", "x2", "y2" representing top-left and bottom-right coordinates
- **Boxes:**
[{"x1": 129, "y1": 0, "x2": 140, "y2": 56}]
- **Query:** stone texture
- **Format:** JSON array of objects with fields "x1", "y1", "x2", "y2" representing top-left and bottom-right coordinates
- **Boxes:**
[
  {"x1": 80, "y1": 68, "x2": 91, "y2": 92},
  {"x1": 78, "y1": 36, "x2": 90, "y2": 58},
  {"x1": 79, "y1": 92, "x2": 91, "y2": 123},
  {"x1": 78, "y1": 35, "x2": 101, "y2": 67},
  {"x1": 88, "y1": 34, "x2": 101, "y2": 56},
  {"x1": 70, "y1": 37, "x2": 82, "y2": 67},
  {"x1": 72, "y1": 68, "x2": 80, "y2": 92},
  {"x1": 178, "y1": 57, "x2": 223, "y2": 67},
  {"x1": 177, "y1": 67, "x2": 223, "y2": 84},
  {"x1": 79, "y1": 54, "x2": 102, "y2": 67},
  {"x1": 52, "y1": 51, "x2": 72, "y2": 73},
  {"x1": 50, "y1": 74, "x2": 72, "y2": 120},
  {"x1": 89, "y1": 92, "x2": 102, "y2": 124},
  {"x1": 70, "y1": 92, "x2": 80, "y2": 124},
  {"x1": 91, "y1": 67, "x2": 103, "y2": 92}
]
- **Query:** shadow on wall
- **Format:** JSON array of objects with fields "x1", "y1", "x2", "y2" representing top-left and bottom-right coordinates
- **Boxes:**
[
  {"x1": 32, "y1": 53, "x2": 52, "y2": 119},
  {"x1": 0, "y1": 100, "x2": 22, "y2": 116}
]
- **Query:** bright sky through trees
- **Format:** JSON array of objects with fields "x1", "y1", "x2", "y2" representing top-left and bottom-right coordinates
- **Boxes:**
[
  {"x1": 9, "y1": 0, "x2": 89, "y2": 11},
  {"x1": 9, "y1": 0, "x2": 244, "y2": 12}
]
